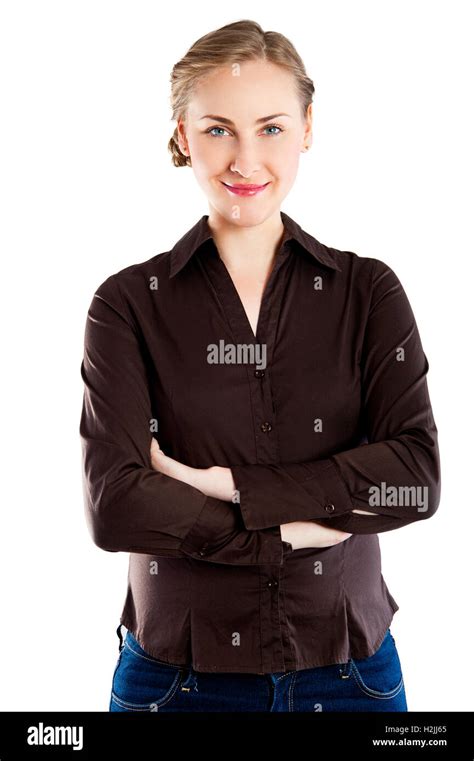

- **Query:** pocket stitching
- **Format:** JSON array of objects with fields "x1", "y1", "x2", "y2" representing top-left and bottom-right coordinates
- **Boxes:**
[
  {"x1": 111, "y1": 668, "x2": 184, "y2": 711},
  {"x1": 350, "y1": 659, "x2": 405, "y2": 700}
]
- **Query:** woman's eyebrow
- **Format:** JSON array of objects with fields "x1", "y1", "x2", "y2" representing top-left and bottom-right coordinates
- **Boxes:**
[{"x1": 198, "y1": 113, "x2": 292, "y2": 125}]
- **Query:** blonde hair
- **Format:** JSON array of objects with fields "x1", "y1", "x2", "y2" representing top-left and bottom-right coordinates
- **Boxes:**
[{"x1": 167, "y1": 19, "x2": 315, "y2": 167}]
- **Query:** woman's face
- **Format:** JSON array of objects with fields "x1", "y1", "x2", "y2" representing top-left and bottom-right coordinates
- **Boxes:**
[{"x1": 178, "y1": 59, "x2": 312, "y2": 227}]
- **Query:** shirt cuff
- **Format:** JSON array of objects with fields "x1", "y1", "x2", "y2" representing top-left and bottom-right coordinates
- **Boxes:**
[
  {"x1": 180, "y1": 496, "x2": 292, "y2": 565},
  {"x1": 230, "y1": 458, "x2": 354, "y2": 530}
]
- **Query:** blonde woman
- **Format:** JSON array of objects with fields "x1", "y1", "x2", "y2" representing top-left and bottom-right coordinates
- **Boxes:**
[{"x1": 80, "y1": 19, "x2": 440, "y2": 713}]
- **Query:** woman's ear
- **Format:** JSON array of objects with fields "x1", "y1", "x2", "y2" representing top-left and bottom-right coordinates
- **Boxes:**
[
  {"x1": 177, "y1": 118, "x2": 190, "y2": 157},
  {"x1": 302, "y1": 102, "x2": 313, "y2": 152}
]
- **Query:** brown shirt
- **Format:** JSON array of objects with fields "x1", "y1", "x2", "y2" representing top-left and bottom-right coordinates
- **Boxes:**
[{"x1": 79, "y1": 211, "x2": 441, "y2": 674}]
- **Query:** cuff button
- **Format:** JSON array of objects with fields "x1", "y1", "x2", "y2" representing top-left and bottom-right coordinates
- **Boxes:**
[{"x1": 324, "y1": 503, "x2": 335, "y2": 513}]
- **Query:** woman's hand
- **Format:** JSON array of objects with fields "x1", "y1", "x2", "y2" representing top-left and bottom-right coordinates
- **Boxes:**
[
  {"x1": 280, "y1": 521, "x2": 352, "y2": 550},
  {"x1": 150, "y1": 439, "x2": 236, "y2": 500},
  {"x1": 150, "y1": 438, "x2": 202, "y2": 490},
  {"x1": 150, "y1": 439, "x2": 353, "y2": 549}
]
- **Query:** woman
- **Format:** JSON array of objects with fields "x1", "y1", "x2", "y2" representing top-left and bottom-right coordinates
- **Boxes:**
[{"x1": 79, "y1": 19, "x2": 440, "y2": 712}]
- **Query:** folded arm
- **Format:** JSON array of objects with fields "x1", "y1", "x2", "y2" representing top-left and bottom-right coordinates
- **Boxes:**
[
  {"x1": 79, "y1": 274, "x2": 290, "y2": 565},
  {"x1": 229, "y1": 259, "x2": 441, "y2": 535}
]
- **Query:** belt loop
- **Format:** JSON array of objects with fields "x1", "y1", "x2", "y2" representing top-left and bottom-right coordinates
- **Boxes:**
[
  {"x1": 116, "y1": 623, "x2": 125, "y2": 652},
  {"x1": 339, "y1": 659, "x2": 352, "y2": 679}
]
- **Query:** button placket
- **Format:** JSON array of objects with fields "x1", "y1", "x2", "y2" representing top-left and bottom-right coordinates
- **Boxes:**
[
  {"x1": 250, "y1": 258, "x2": 292, "y2": 465},
  {"x1": 197, "y1": 239, "x2": 294, "y2": 673}
]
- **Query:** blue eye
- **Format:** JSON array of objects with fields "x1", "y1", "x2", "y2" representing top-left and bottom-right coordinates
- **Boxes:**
[
  {"x1": 204, "y1": 124, "x2": 284, "y2": 137},
  {"x1": 206, "y1": 127, "x2": 229, "y2": 137},
  {"x1": 263, "y1": 125, "x2": 283, "y2": 136}
]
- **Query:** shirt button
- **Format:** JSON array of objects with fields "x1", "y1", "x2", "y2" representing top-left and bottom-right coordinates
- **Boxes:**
[
  {"x1": 254, "y1": 369, "x2": 265, "y2": 379},
  {"x1": 199, "y1": 543, "x2": 209, "y2": 556},
  {"x1": 266, "y1": 580, "x2": 279, "y2": 588},
  {"x1": 260, "y1": 422, "x2": 272, "y2": 433},
  {"x1": 324, "y1": 503, "x2": 335, "y2": 514}
]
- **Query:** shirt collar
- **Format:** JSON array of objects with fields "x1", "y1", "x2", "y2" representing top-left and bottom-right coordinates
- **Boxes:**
[{"x1": 168, "y1": 212, "x2": 341, "y2": 278}]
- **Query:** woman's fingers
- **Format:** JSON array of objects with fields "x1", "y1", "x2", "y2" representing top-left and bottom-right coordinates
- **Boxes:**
[
  {"x1": 311, "y1": 523, "x2": 352, "y2": 547},
  {"x1": 321, "y1": 528, "x2": 352, "y2": 546},
  {"x1": 281, "y1": 521, "x2": 352, "y2": 550}
]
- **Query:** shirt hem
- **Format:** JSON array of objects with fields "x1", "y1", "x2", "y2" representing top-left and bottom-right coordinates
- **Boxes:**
[{"x1": 119, "y1": 607, "x2": 398, "y2": 674}]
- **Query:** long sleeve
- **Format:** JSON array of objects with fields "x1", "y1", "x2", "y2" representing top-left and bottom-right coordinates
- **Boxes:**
[
  {"x1": 230, "y1": 259, "x2": 441, "y2": 535},
  {"x1": 79, "y1": 274, "x2": 289, "y2": 565}
]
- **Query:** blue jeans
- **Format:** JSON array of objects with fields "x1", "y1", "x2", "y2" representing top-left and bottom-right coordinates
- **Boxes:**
[{"x1": 108, "y1": 625, "x2": 407, "y2": 712}]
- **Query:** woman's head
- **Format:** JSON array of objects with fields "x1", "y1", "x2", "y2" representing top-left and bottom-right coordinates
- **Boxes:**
[{"x1": 168, "y1": 20, "x2": 314, "y2": 227}]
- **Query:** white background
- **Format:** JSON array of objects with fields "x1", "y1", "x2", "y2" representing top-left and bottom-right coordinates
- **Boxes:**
[{"x1": 0, "y1": 0, "x2": 472, "y2": 712}]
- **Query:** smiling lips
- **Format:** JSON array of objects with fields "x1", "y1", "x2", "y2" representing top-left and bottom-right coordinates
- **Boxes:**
[{"x1": 221, "y1": 181, "x2": 271, "y2": 196}]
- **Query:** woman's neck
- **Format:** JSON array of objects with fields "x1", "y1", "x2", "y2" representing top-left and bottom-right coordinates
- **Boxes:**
[{"x1": 207, "y1": 209, "x2": 286, "y2": 276}]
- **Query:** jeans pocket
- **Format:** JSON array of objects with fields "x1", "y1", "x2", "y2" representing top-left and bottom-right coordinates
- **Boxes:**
[
  {"x1": 349, "y1": 629, "x2": 405, "y2": 700},
  {"x1": 110, "y1": 630, "x2": 185, "y2": 712}
]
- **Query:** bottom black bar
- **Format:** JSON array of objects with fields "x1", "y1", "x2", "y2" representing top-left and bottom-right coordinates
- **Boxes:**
[{"x1": 0, "y1": 711, "x2": 472, "y2": 758}]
